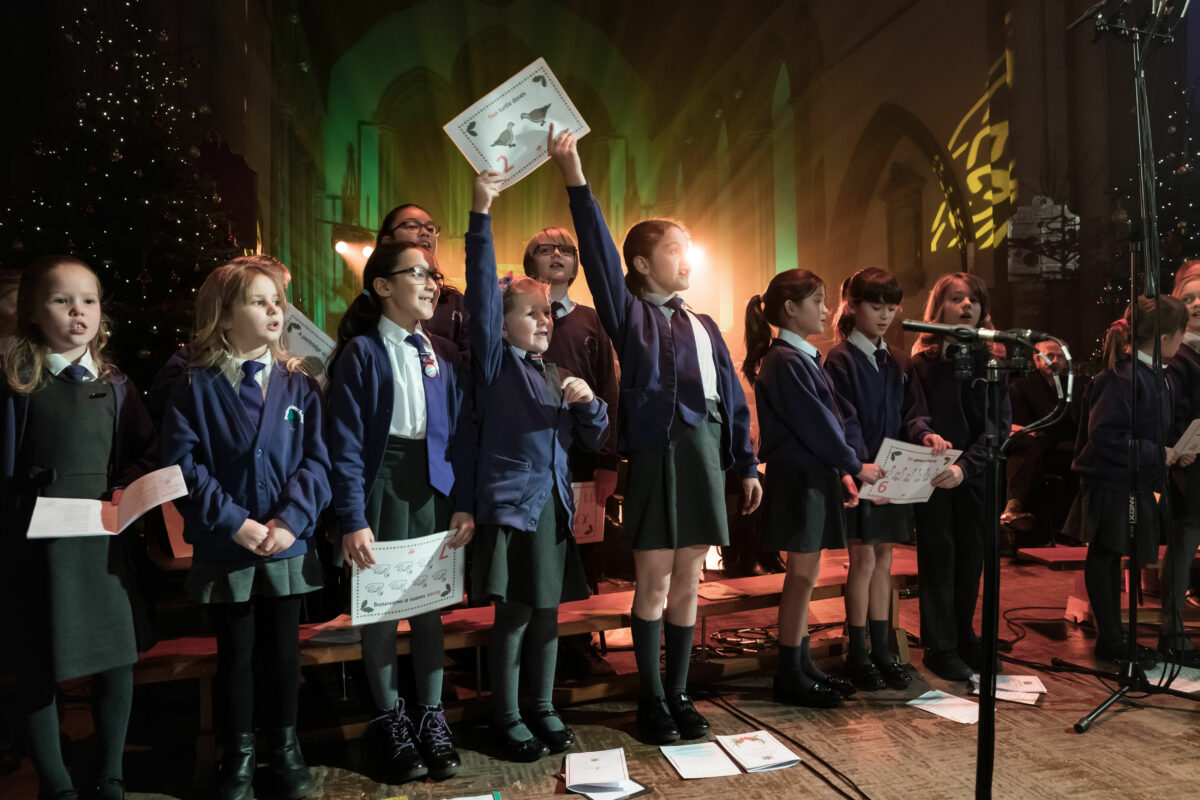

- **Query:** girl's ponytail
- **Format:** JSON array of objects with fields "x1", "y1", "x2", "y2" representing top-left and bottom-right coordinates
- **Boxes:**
[{"x1": 743, "y1": 294, "x2": 772, "y2": 385}]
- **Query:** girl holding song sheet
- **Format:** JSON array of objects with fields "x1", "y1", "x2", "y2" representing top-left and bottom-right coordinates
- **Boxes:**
[{"x1": 1, "y1": 254, "x2": 154, "y2": 800}]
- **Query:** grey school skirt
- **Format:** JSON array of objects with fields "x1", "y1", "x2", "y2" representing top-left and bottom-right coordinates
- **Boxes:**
[
  {"x1": 759, "y1": 464, "x2": 847, "y2": 553},
  {"x1": 622, "y1": 401, "x2": 729, "y2": 550}
]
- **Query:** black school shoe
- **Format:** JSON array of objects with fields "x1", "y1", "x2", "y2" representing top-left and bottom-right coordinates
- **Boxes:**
[
  {"x1": 923, "y1": 649, "x2": 973, "y2": 681},
  {"x1": 957, "y1": 640, "x2": 1002, "y2": 675},
  {"x1": 772, "y1": 675, "x2": 843, "y2": 708},
  {"x1": 874, "y1": 659, "x2": 913, "y2": 689},
  {"x1": 415, "y1": 704, "x2": 462, "y2": 780},
  {"x1": 636, "y1": 697, "x2": 680, "y2": 744},
  {"x1": 529, "y1": 710, "x2": 576, "y2": 753},
  {"x1": 817, "y1": 673, "x2": 858, "y2": 698},
  {"x1": 367, "y1": 701, "x2": 428, "y2": 783},
  {"x1": 666, "y1": 692, "x2": 710, "y2": 739},
  {"x1": 89, "y1": 778, "x2": 125, "y2": 800},
  {"x1": 218, "y1": 732, "x2": 256, "y2": 800},
  {"x1": 847, "y1": 659, "x2": 886, "y2": 691},
  {"x1": 492, "y1": 719, "x2": 551, "y2": 763}
]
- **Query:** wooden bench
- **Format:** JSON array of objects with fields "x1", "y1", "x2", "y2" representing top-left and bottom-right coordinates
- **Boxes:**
[{"x1": 132, "y1": 555, "x2": 919, "y2": 777}]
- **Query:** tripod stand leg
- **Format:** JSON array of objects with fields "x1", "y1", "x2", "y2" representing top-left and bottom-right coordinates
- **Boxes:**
[{"x1": 1074, "y1": 683, "x2": 1130, "y2": 733}]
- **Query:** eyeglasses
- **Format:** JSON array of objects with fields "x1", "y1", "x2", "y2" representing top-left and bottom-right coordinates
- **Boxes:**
[
  {"x1": 533, "y1": 244, "x2": 577, "y2": 257},
  {"x1": 390, "y1": 220, "x2": 442, "y2": 236},
  {"x1": 387, "y1": 266, "x2": 440, "y2": 284}
]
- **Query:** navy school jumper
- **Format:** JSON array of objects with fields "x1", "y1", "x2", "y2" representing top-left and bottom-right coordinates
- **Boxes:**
[
  {"x1": 161, "y1": 362, "x2": 332, "y2": 565},
  {"x1": 464, "y1": 211, "x2": 608, "y2": 532},
  {"x1": 325, "y1": 328, "x2": 476, "y2": 537},
  {"x1": 565, "y1": 183, "x2": 757, "y2": 479}
]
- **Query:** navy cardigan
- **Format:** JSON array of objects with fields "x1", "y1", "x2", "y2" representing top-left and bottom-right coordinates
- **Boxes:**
[
  {"x1": 755, "y1": 339, "x2": 861, "y2": 475},
  {"x1": 1074, "y1": 358, "x2": 1173, "y2": 492},
  {"x1": 566, "y1": 184, "x2": 757, "y2": 479},
  {"x1": 910, "y1": 346, "x2": 1011, "y2": 485},
  {"x1": 465, "y1": 212, "x2": 608, "y2": 532},
  {"x1": 161, "y1": 362, "x2": 332, "y2": 564},
  {"x1": 824, "y1": 341, "x2": 935, "y2": 463},
  {"x1": 1168, "y1": 343, "x2": 1200, "y2": 520},
  {"x1": 325, "y1": 328, "x2": 475, "y2": 537}
]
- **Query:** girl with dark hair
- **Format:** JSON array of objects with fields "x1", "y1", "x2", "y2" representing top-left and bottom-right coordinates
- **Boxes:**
[
  {"x1": 743, "y1": 269, "x2": 882, "y2": 708},
  {"x1": 161, "y1": 258, "x2": 331, "y2": 800},
  {"x1": 549, "y1": 127, "x2": 761, "y2": 743},
  {"x1": 2, "y1": 255, "x2": 154, "y2": 800},
  {"x1": 464, "y1": 170, "x2": 608, "y2": 761},
  {"x1": 377, "y1": 203, "x2": 470, "y2": 359},
  {"x1": 1074, "y1": 296, "x2": 1190, "y2": 666},
  {"x1": 825, "y1": 268, "x2": 944, "y2": 690},
  {"x1": 908, "y1": 272, "x2": 1010, "y2": 681},
  {"x1": 325, "y1": 241, "x2": 476, "y2": 783}
]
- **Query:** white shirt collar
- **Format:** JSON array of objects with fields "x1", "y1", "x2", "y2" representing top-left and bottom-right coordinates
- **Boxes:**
[
  {"x1": 551, "y1": 293, "x2": 575, "y2": 318},
  {"x1": 223, "y1": 348, "x2": 272, "y2": 384},
  {"x1": 644, "y1": 290, "x2": 679, "y2": 309},
  {"x1": 777, "y1": 327, "x2": 819, "y2": 359},
  {"x1": 1185, "y1": 331, "x2": 1200, "y2": 353},
  {"x1": 378, "y1": 315, "x2": 427, "y2": 348},
  {"x1": 1135, "y1": 349, "x2": 1157, "y2": 368},
  {"x1": 46, "y1": 349, "x2": 98, "y2": 379},
  {"x1": 848, "y1": 329, "x2": 884, "y2": 360}
]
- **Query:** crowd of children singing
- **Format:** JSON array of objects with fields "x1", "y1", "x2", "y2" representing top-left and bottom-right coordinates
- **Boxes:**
[{"x1": 3, "y1": 127, "x2": 1200, "y2": 800}]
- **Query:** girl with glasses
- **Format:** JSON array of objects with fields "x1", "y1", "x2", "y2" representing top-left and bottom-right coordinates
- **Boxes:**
[
  {"x1": 549, "y1": 127, "x2": 761, "y2": 745},
  {"x1": 325, "y1": 242, "x2": 477, "y2": 784}
]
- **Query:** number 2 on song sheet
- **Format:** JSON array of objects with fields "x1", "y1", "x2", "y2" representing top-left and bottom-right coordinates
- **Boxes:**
[{"x1": 497, "y1": 155, "x2": 514, "y2": 174}]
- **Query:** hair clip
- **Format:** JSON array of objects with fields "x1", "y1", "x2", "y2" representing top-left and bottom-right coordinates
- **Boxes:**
[
  {"x1": 498, "y1": 270, "x2": 514, "y2": 290},
  {"x1": 361, "y1": 289, "x2": 370, "y2": 298}
]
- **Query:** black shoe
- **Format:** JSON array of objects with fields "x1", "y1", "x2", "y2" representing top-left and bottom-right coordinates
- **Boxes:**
[
  {"x1": 772, "y1": 675, "x2": 843, "y2": 708},
  {"x1": 91, "y1": 778, "x2": 124, "y2": 800},
  {"x1": 491, "y1": 719, "x2": 550, "y2": 763},
  {"x1": 529, "y1": 710, "x2": 576, "y2": 754},
  {"x1": 923, "y1": 649, "x2": 973, "y2": 681},
  {"x1": 957, "y1": 639, "x2": 1001, "y2": 674},
  {"x1": 636, "y1": 697, "x2": 680, "y2": 744},
  {"x1": 874, "y1": 659, "x2": 913, "y2": 689},
  {"x1": 847, "y1": 659, "x2": 886, "y2": 691},
  {"x1": 414, "y1": 704, "x2": 461, "y2": 779},
  {"x1": 816, "y1": 673, "x2": 857, "y2": 698},
  {"x1": 368, "y1": 701, "x2": 428, "y2": 783},
  {"x1": 1095, "y1": 638, "x2": 1160, "y2": 669},
  {"x1": 218, "y1": 732, "x2": 256, "y2": 800},
  {"x1": 666, "y1": 692, "x2": 709, "y2": 739},
  {"x1": 268, "y1": 726, "x2": 314, "y2": 800}
]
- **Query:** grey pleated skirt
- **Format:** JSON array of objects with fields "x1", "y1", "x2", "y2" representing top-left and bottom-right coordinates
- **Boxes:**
[{"x1": 759, "y1": 465, "x2": 847, "y2": 553}]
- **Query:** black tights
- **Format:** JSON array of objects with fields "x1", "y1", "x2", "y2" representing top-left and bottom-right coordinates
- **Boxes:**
[
  {"x1": 1084, "y1": 543, "x2": 1125, "y2": 646},
  {"x1": 211, "y1": 594, "x2": 303, "y2": 734}
]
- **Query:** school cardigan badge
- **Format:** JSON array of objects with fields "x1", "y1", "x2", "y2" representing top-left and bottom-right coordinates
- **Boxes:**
[{"x1": 285, "y1": 404, "x2": 304, "y2": 431}]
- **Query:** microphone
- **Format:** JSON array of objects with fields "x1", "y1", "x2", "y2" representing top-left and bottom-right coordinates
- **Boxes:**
[{"x1": 901, "y1": 320, "x2": 1057, "y2": 344}]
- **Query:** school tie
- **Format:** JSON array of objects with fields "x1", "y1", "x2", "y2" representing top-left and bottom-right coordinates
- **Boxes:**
[
  {"x1": 875, "y1": 347, "x2": 889, "y2": 368},
  {"x1": 664, "y1": 296, "x2": 707, "y2": 427},
  {"x1": 63, "y1": 364, "x2": 89, "y2": 382},
  {"x1": 406, "y1": 334, "x2": 454, "y2": 496},
  {"x1": 239, "y1": 360, "x2": 266, "y2": 425},
  {"x1": 551, "y1": 301, "x2": 565, "y2": 320},
  {"x1": 524, "y1": 351, "x2": 546, "y2": 374}
]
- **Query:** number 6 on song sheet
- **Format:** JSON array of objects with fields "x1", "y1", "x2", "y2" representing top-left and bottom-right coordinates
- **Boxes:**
[{"x1": 875, "y1": 480, "x2": 888, "y2": 493}]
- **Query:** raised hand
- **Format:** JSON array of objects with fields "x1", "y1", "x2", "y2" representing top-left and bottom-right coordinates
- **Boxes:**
[
  {"x1": 472, "y1": 169, "x2": 504, "y2": 215},
  {"x1": 547, "y1": 123, "x2": 586, "y2": 186}
]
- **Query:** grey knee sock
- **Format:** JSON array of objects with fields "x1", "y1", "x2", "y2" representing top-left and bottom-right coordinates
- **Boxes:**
[
  {"x1": 777, "y1": 644, "x2": 816, "y2": 689},
  {"x1": 869, "y1": 619, "x2": 898, "y2": 665},
  {"x1": 847, "y1": 625, "x2": 871, "y2": 668},
  {"x1": 360, "y1": 619, "x2": 400, "y2": 712},
  {"x1": 800, "y1": 636, "x2": 829, "y2": 682},
  {"x1": 490, "y1": 601, "x2": 533, "y2": 739},
  {"x1": 663, "y1": 621, "x2": 695, "y2": 695},
  {"x1": 631, "y1": 614, "x2": 665, "y2": 699},
  {"x1": 408, "y1": 610, "x2": 445, "y2": 707},
  {"x1": 92, "y1": 666, "x2": 133, "y2": 781},
  {"x1": 524, "y1": 607, "x2": 563, "y2": 732}
]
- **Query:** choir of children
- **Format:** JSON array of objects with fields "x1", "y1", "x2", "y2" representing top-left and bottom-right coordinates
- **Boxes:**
[{"x1": 8, "y1": 155, "x2": 1200, "y2": 799}]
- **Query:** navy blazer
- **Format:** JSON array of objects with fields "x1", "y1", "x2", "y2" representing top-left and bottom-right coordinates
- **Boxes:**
[
  {"x1": 910, "y1": 346, "x2": 1011, "y2": 484},
  {"x1": 566, "y1": 184, "x2": 757, "y2": 479},
  {"x1": 325, "y1": 328, "x2": 475, "y2": 537},
  {"x1": 161, "y1": 362, "x2": 332, "y2": 565},
  {"x1": 465, "y1": 212, "x2": 608, "y2": 532},
  {"x1": 1167, "y1": 343, "x2": 1200, "y2": 520},
  {"x1": 1074, "y1": 358, "x2": 1173, "y2": 492},
  {"x1": 824, "y1": 341, "x2": 935, "y2": 463},
  {"x1": 2, "y1": 367, "x2": 156, "y2": 521},
  {"x1": 755, "y1": 339, "x2": 861, "y2": 475}
]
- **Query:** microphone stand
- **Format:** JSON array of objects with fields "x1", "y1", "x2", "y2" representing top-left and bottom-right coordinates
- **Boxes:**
[{"x1": 903, "y1": 321, "x2": 1073, "y2": 799}]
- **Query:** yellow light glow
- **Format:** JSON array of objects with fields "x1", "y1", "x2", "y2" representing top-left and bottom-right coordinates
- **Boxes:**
[
  {"x1": 334, "y1": 240, "x2": 349, "y2": 254},
  {"x1": 688, "y1": 244, "x2": 707, "y2": 269},
  {"x1": 362, "y1": 245, "x2": 374, "y2": 258}
]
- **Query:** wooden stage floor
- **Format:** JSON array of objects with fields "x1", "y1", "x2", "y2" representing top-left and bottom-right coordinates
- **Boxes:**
[{"x1": 3, "y1": 545, "x2": 1199, "y2": 799}]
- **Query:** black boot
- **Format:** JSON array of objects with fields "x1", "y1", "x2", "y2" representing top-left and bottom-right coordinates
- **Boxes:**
[
  {"x1": 268, "y1": 726, "x2": 315, "y2": 800},
  {"x1": 367, "y1": 700, "x2": 428, "y2": 783},
  {"x1": 415, "y1": 704, "x2": 461, "y2": 779},
  {"x1": 218, "y1": 732, "x2": 256, "y2": 800}
]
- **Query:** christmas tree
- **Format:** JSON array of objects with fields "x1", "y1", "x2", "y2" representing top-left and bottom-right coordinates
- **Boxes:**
[
  {"x1": 0, "y1": 3, "x2": 239, "y2": 389},
  {"x1": 1158, "y1": 78, "x2": 1200, "y2": 272}
]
